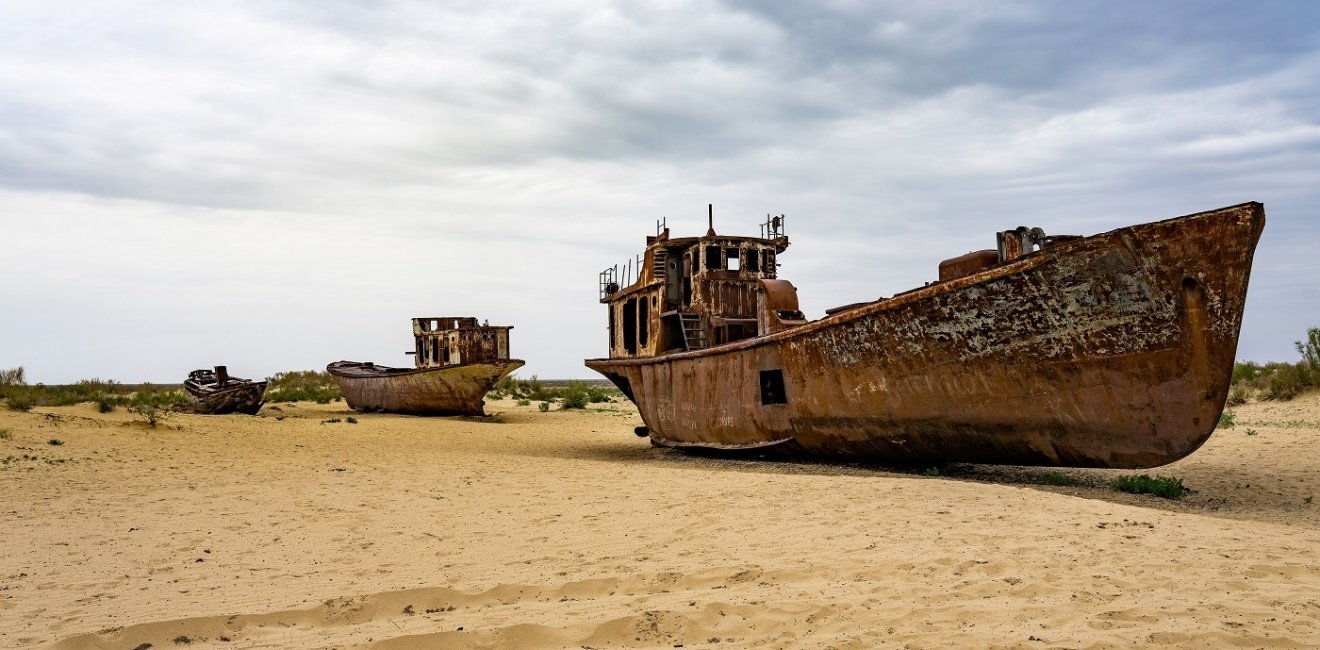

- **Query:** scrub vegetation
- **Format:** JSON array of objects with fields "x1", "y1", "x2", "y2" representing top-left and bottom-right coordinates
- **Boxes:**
[
  {"x1": 264, "y1": 370, "x2": 341, "y2": 404},
  {"x1": 1227, "y1": 327, "x2": 1319, "y2": 403},
  {"x1": 488, "y1": 375, "x2": 618, "y2": 407}
]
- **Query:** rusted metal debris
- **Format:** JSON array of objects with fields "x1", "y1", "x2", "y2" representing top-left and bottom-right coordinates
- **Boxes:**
[
  {"x1": 328, "y1": 317, "x2": 523, "y2": 416},
  {"x1": 585, "y1": 202, "x2": 1266, "y2": 469},
  {"x1": 184, "y1": 365, "x2": 267, "y2": 415}
]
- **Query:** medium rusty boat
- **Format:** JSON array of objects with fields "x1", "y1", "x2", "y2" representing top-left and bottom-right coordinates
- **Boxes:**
[
  {"x1": 183, "y1": 366, "x2": 267, "y2": 415},
  {"x1": 328, "y1": 317, "x2": 523, "y2": 416},
  {"x1": 585, "y1": 203, "x2": 1265, "y2": 468}
]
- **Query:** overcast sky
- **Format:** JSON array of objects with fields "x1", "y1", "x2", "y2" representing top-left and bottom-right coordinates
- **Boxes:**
[{"x1": 2, "y1": 0, "x2": 1318, "y2": 384}]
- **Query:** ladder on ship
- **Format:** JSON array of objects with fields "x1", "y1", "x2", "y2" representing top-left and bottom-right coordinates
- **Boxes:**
[
  {"x1": 679, "y1": 313, "x2": 707, "y2": 350},
  {"x1": 652, "y1": 248, "x2": 668, "y2": 278}
]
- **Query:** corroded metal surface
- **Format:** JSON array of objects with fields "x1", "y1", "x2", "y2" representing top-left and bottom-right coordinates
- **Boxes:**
[
  {"x1": 328, "y1": 359, "x2": 524, "y2": 416},
  {"x1": 586, "y1": 203, "x2": 1265, "y2": 468},
  {"x1": 184, "y1": 366, "x2": 267, "y2": 415},
  {"x1": 329, "y1": 316, "x2": 523, "y2": 416}
]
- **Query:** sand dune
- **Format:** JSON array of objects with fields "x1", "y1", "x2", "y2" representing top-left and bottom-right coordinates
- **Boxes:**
[{"x1": 4, "y1": 392, "x2": 1320, "y2": 648}]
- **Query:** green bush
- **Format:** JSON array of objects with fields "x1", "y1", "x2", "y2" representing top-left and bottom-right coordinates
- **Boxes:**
[
  {"x1": 1298, "y1": 327, "x2": 1320, "y2": 372},
  {"x1": 1231, "y1": 361, "x2": 1261, "y2": 384},
  {"x1": 1218, "y1": 410, "x2": 1236, "y2": 428},
  {"x1": 5, "y1": 388, "x2": 36, "y2": 412},
  {"x1": 538, "y1": 402, "x2": 550, "y2": 412},
  {"x1": 265, "y1": 370, "x2": 342, "y2": 404},
  {"x1": 127, "y1": 386, "x2": 185, "y2": 427},
  {"x1": 0, "y1": 366, "x2": 25, "y2": 390},
  {"x1": 0, "y1": 373, "x2": 137, "y2": 410},
  {"x1": 1110, "y1": 474, "x2": 1185, "y2": 500},
  {"x1": 1226, "y1": 384, "x2": 1250, "y2": 406},
  {"x1": 558, "y1": 382, "x2": 590, "y2": 410},
  {"x1": 1040, "y1": 472, "x2": 1078, "y2": 486},
  {"x1": 1261, "y1": 363, "x2": 1311, "y2": 401}
]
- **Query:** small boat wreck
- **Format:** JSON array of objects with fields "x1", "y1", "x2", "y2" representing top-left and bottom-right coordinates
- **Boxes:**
[
  {"x1": 327, "y1": 317, "x2": 524, "y2": 416},
  {"x1": 585, "y1": 203, "x2": 1265, "y2": 469},
  {"x1": 183, "y1": 366, "x2": 267, "y2": 415}
]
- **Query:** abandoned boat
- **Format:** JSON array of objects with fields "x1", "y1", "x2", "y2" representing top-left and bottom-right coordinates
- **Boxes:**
[
  {"x1": 584, "y1": 202, "x2": 1265, "y2": 469},
  {"x1": 327, "y1": 317, "x2": 523, "y2": 416},
  {"x1": 183, "y1": 366, "x2": 267, "y2": 415}
]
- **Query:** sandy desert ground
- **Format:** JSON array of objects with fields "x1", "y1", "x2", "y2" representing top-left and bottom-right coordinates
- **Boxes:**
[{"x1": 3, "y1": 391, "x2": 1320, "y2": 649}]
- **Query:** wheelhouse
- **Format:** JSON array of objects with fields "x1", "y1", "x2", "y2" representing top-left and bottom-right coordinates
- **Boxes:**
[{"x1": 598, "y1": 206, "x2": 804, "y2": 359}]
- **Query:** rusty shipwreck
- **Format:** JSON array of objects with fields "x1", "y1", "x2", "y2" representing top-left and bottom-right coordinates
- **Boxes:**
[
  {"x1": 584, "y1": 202, "x2": 1265, "y2": 469},
  {"x1": 328, "y1": 317, "x2": 523, "y2": 416},
  {"x1": 184, "y1": 366, "x2": 267, "y2": 415}
]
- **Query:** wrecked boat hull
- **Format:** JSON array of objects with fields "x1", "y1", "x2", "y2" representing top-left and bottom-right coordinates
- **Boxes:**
[
  {"x1": 587, "y1": 203, "x2": 1264, "y2": 468},
  {"x1": 327, "y1": 360, "x2": 524, "y2": 416},
  {"x1": 183, "y1": 368, "x2": 267, "y2": 416}
]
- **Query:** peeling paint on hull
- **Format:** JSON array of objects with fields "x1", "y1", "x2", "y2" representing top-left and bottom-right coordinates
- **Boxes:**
[
  {"x1": 327, "y1": 360, "x2": 524, "y2": 416},
  {"x1": 586, "y1": 203, "x2": 1265, "y2": 468}
]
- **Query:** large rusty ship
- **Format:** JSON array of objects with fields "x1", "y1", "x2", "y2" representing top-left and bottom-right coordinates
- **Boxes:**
[
  {"x1": 328, "y1": 317, "x2": 523, "y2": 416},
  {"x1": 585, "y1": 203, "x2": 1265, "y2": 468}
]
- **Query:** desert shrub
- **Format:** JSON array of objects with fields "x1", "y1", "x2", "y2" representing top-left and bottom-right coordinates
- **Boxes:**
[
  {"x1": 1225, "y1": 383, "x2": 1250, "y2": 406},
  {"x1": 538, "y1": 402, "x2": 550, "y2": 412},
  {"x1": 5, "y1": 388, "x2": 36, "y2": 412},
  {"x1": 1231, "y1": 361, "x2": 1261, "y2": 384},
  {"x1": 558, "y1": 382, "x2": 590, "y2": 410},
  {"x1": 1299, "y1": 327, "x2": 1320, "y2": 372},
  {"x1": 127, "y1": 385, "x2": 185, "y2": 427},
  {"x1": 516, "y1": 399, "x2": 530, "y2": 406},
  {"x1": 491, "y1": 374, "x2": 547, "y2": 400},
  {"x1": 585, "y1": 385, "x2": 612, "y2": 403},
  {"x1": 1110, "y1": 474, "x2": 1185, "y2": 500},
  {"x1": 1218, "y1": 410, "x2": 1236, "y2": 428},
  {"x1": 1260, "y1": 363, "x2": 1311, "y2": 401},
  {"x1": 490, "y1": 376, "x2": 620, "y2": 404},
  {"x1": 0, "y1": 429, "x2": 11, "y2": 440},
  {"x1": 0, "y1": 375, "x2": 135, "y2": 410},
  {"x1": 0, "y1": 366, "x2": 25, "y2": 390},
  {"x1": 1040, "y1": 472, "x2": 1078, "y2": 486},
  {"x1": 265, "y1": 370, "x2": 341, "y2": 404}
]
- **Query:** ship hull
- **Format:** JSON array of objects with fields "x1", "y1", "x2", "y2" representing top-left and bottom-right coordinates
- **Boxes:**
[
  {"x1": 184, "y1": 381, "x2": 267, "y2": 415},
  {"x1": 586, "y1": 203, "x2": 1264, "y2": 469},
  {"x1": 327, "y1": 360, "x2": 524, "y2": 416}
]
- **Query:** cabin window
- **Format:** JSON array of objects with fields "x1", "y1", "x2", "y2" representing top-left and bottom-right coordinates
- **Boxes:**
[
  {"x1": 746, "y1": 249, "x2": 760, "y2": 273},
  {"x1": 705, "y1": 245, "x2": 721, "y2": 271},
  {"x1": 443, "y1": 337, "x2": 450, "y2": 363},
  {"x1": 431, "y1": 339, "x2": 439, "y2": 364},
  {"x1": 763, "y1": 250, "x2": 776, "y2": 278},
  {"x1": 623, "y1": 297, "x2": 638, "y2": 354},
  {"x1": 760, "y1": 369, "x2": 787, "y2": 405},
  {"x1": 638, "y1": 297, "x2": 649, "y2": 347},
  {"x1": 726, "y1": 249, "x2": 740, "y2": 271}
]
